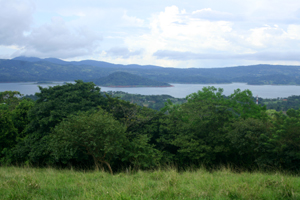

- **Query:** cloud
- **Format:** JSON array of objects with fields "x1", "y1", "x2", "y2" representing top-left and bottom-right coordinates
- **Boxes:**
[
  {"x1": 21, "y1": 17, "x2": 102, "y2": 58},
  {"x1": 58, "y1": 6, "x2": 145, "y2": 33},
  {"x1": 3, "y1": 1, "x2": 300, "y2": 67},
  {"x1": 0, "y1": 0, "x2": 34, "y2": 46},
  {"x1": 0, "y1": 1, "x2": 103, "y2": 59},
  {"x1": 122, "y1": 5, "x2": 300, "y2": 67},
  {"x1": 153, "y1": 50, "x2": 300, "y2": 61},
  {"x1": 125, "y1": 6, "x2": 234, "y2": 54},
  {"x1": 106, "y1": 47, "x2": 143, "y2": 59},
  {"x1": 191, "y1": 8, "x2": 240, "y2": 21},
  {"x1": 121, "y1": 11, "x2": 144, "y2": 27}
]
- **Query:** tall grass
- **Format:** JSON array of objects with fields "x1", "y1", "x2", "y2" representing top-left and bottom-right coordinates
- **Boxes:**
[{"x1": 1, "y1": 166, "x2": 300, "y2": 199}]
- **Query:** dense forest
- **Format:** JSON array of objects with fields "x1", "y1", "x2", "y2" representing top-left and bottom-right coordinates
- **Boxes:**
[
  {"x1": 103, "y1": 91, "x2": 186, "y2": 110},
  {"x1": 260, "y1": 95, "x2": 300, "y2": 111},
  {"x1": 2, "y1": 57, "x2": 300, "y2": 85},
  {"x1": 98, "y1": 91, "x2": 300, "y2": 112},
  {"x1": 1, "y1": 81, "x2": 300, "y2": 174}
]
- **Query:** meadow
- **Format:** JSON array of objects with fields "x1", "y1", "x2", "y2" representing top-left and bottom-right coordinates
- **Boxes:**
[{"x1": 1, "y1": 166, "x2": 300, "y2": 200}]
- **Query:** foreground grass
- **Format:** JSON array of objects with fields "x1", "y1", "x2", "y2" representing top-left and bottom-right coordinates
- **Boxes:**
[{"x1": 1, "y1": 167, "x2": 300, "y2": 199}]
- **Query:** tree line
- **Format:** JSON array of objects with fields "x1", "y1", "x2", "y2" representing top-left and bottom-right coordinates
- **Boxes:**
[
  {"x1": 260, "y1": 95, "x2": 300, "y2": 111},
  {"x1": 104, "y1": 91, "x2": 186, "y2": 111},
  {"x1": 1, "y1": 81, "x2": 300, "y2": 173}
]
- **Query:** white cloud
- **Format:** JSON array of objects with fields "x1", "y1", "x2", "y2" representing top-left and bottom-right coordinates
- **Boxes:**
[
  {"x1": 3, "y1": 1, "x2": 300, "y2": 67},
  {"x1": 122, "y1": 11, "x2": 144, "y2": 27},
  {"x1": 12, "y1": 16, "x2": 102, "y2": 59},
  {"x1": 122, "y1": 6, "x2": 236, "y2": 66},
  {"x1": 116, "y1": 5, "x2": 300, "y2": 67},
  {"x1": 192, "y1": 8, "x2": 238, "y2": 21},
  {"x1": 0, "y1": 0, "x2": 104, "y2": 59},
  {"x1": 0, "y1": 0, "x2": 34, "y2": 46},
  {"x1": 153, "y1": 50, "x2": 300, "y2": 61},
  {"x1": 244, "y1": 24, "x2": 300, "y2": 52},
  {"x1": 106, "y1": 47, "x2": 143, "y2": 59},
  {"x1": 287, "y1": 25, "x2": 300, "y2": 40},
  {"x1": 130, "y1": 6, "x2": 234, "y2": 52}
]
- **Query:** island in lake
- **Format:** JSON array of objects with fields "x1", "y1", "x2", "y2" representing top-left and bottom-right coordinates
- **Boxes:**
[{"x1": 92, "y1": 72, "x2": 172, "y2": 87}]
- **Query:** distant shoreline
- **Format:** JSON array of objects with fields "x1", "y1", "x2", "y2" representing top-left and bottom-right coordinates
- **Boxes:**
[
  {"x1": 100, "y1": 85, "x2": 174, "y2": 88},
  {"x1": 1, "y1": 81, "x2": 300, "y2": 86}
]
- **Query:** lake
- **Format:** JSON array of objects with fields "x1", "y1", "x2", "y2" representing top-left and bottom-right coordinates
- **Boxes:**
[{"x1": 1, "y1": 82, "x2": 300, "y2": 99}]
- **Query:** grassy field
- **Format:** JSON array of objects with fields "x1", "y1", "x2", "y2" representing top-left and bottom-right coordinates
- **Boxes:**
[{"x1": 1, "y1": 166, "x2": 300, "y2": 200}]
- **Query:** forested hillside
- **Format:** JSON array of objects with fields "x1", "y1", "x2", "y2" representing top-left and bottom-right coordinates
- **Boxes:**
[
  {"x1": 1, "y1": 57, "x2": 300, "y2": 85},
  {"x1": 92, "y1": 72, "x2": 171, "y2": 87},
  {"x1": 1, "y1": 81, "x2": 300, "y2": 173}
]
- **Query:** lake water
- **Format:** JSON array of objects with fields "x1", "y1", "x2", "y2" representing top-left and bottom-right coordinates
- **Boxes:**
[{"x1": 1, "y1": 82, "x2": 300, "y2": 99}]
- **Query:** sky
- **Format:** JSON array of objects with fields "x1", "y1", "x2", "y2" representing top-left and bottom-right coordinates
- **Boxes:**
[{"x1": 1, "y1": 0, "x2": 300, "y2": 68}]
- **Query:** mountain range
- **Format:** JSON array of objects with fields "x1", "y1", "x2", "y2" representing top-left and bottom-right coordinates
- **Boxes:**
[{"x1": 0, "y1": 56, "x2": 300, "y2": 85}]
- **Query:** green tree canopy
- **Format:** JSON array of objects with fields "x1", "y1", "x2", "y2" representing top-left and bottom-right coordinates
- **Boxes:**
[
  {"x1": 259, "y1": 109, "x2": 300, "y2": 170},
  {"x1": 51, "y1": 109, "x2": 126, "y2": 174},
  {"x1": 0, "y1": 91, "x2": 22, "y2": 111},
  {"x1": 0, "y1": 95, "x2": 33, "y2": 160},
  {"x1": 10, "y1": 80, "x2": 108, "y2": 165},
  {"x1": 160, "y1": 87, "x2": 267, "y2": 166}
]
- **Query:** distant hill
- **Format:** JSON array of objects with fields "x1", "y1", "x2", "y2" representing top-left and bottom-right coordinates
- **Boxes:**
[
  {"x1": 12, "y1": 56, "x2": 160, "y2": 69},
  {"x1": 1, "y1": 56, "x2": 300, "y2": 85},
  {"x1": 92, "y1": 72, "x2": 171, "y2": 87}
]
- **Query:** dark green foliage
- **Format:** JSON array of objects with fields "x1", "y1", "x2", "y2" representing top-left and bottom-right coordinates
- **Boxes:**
[
  {"x1": 257, "y1": 109, "x2": 300, "y2": 170},
  {"x1": 261, "y1": 95, "x2": 300, "y2": 111},
  {"x1": 228, "y1": 88, "x2": 267, "y2": 119},
  {"x1": 105, "y1": 91, "x2": 186, "y2": 111},
  {"x1": 0, "y1": 91, "x2": 26, "y2": 158},
  {"x1": 8, "y1": 80, "x2": 107, "y2": 165},
  {"x1": 121, "y1": 133, "x2": 162, "y2": 169},
  {"x1": 51, "y1": 109, "x2": 127, "y2": 174},
  {"x1": 12, "y1": 99, "x2": 34, "y2": 138},
  {"x1": 27, "y1": 80, "x2": 106, "y2": 135},
  {"x1": 159, "y1": 87, "x2": 268, "y2": 167},
  {"x1": 2, "y1": 82, "x2": 300, "y2": 172},
  {"x1": 226, "y1": 118, "x2": 269, "y2": 168},
  {"x1": 0, "y1": 97, "x2": 34, "y2": 161},
  {"x1": 160, "y1": 87, "x2": 233, "y2": 166},
  {"x1": 22, "y1": 94, "x2": 39, "y2": 101},
  {"x1": 104, "y1": 95, "x2": 163, "y2": 169},
  {"x1": 0, "y1": 91, "x2": 22, "y2": 111},
  {"x1": 0, "y1": 109, "x2": 18, "y2": 156}
]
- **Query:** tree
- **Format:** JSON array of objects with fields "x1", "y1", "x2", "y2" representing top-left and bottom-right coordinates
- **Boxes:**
[
  {"x1": 161, "y1": 87, "x2": 233, "y2": 166},
  {"x1": 259, "y1": 109, "x2": 300, "y2": 170},
  {"x1": 12, "y1": 99, "x2": 34, "y2": 139},
  {"x1": 0, "y1": 109, "x2": 17, "y2": 156},
  {"x1": 104, "y1": 95, "x2": 162, "y2": 169},
  {"x1": 228, "y1": 89, "x2": 266, "y2": 119},
  {"x1": 0, "y1": 91, "x2": 22, "y2": 111},
  {"x1": 226, "y1": 118, "x2": 269, "y2": 168},
  {"x1": 10, "y1": 80, "x2": 108, "y2": 165},
  {"x1": 27, "y1": 80, "x2": 106, "y2": 135},
  {"x1": 51, "y1": 109, "x2": 127, "y2": 174},
  {"x1": 0, "y1": 96, "x2": 33, "y2": 160},
  {"x1": 160, "y1": 87, "x2": 267, "y2": 167}
]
